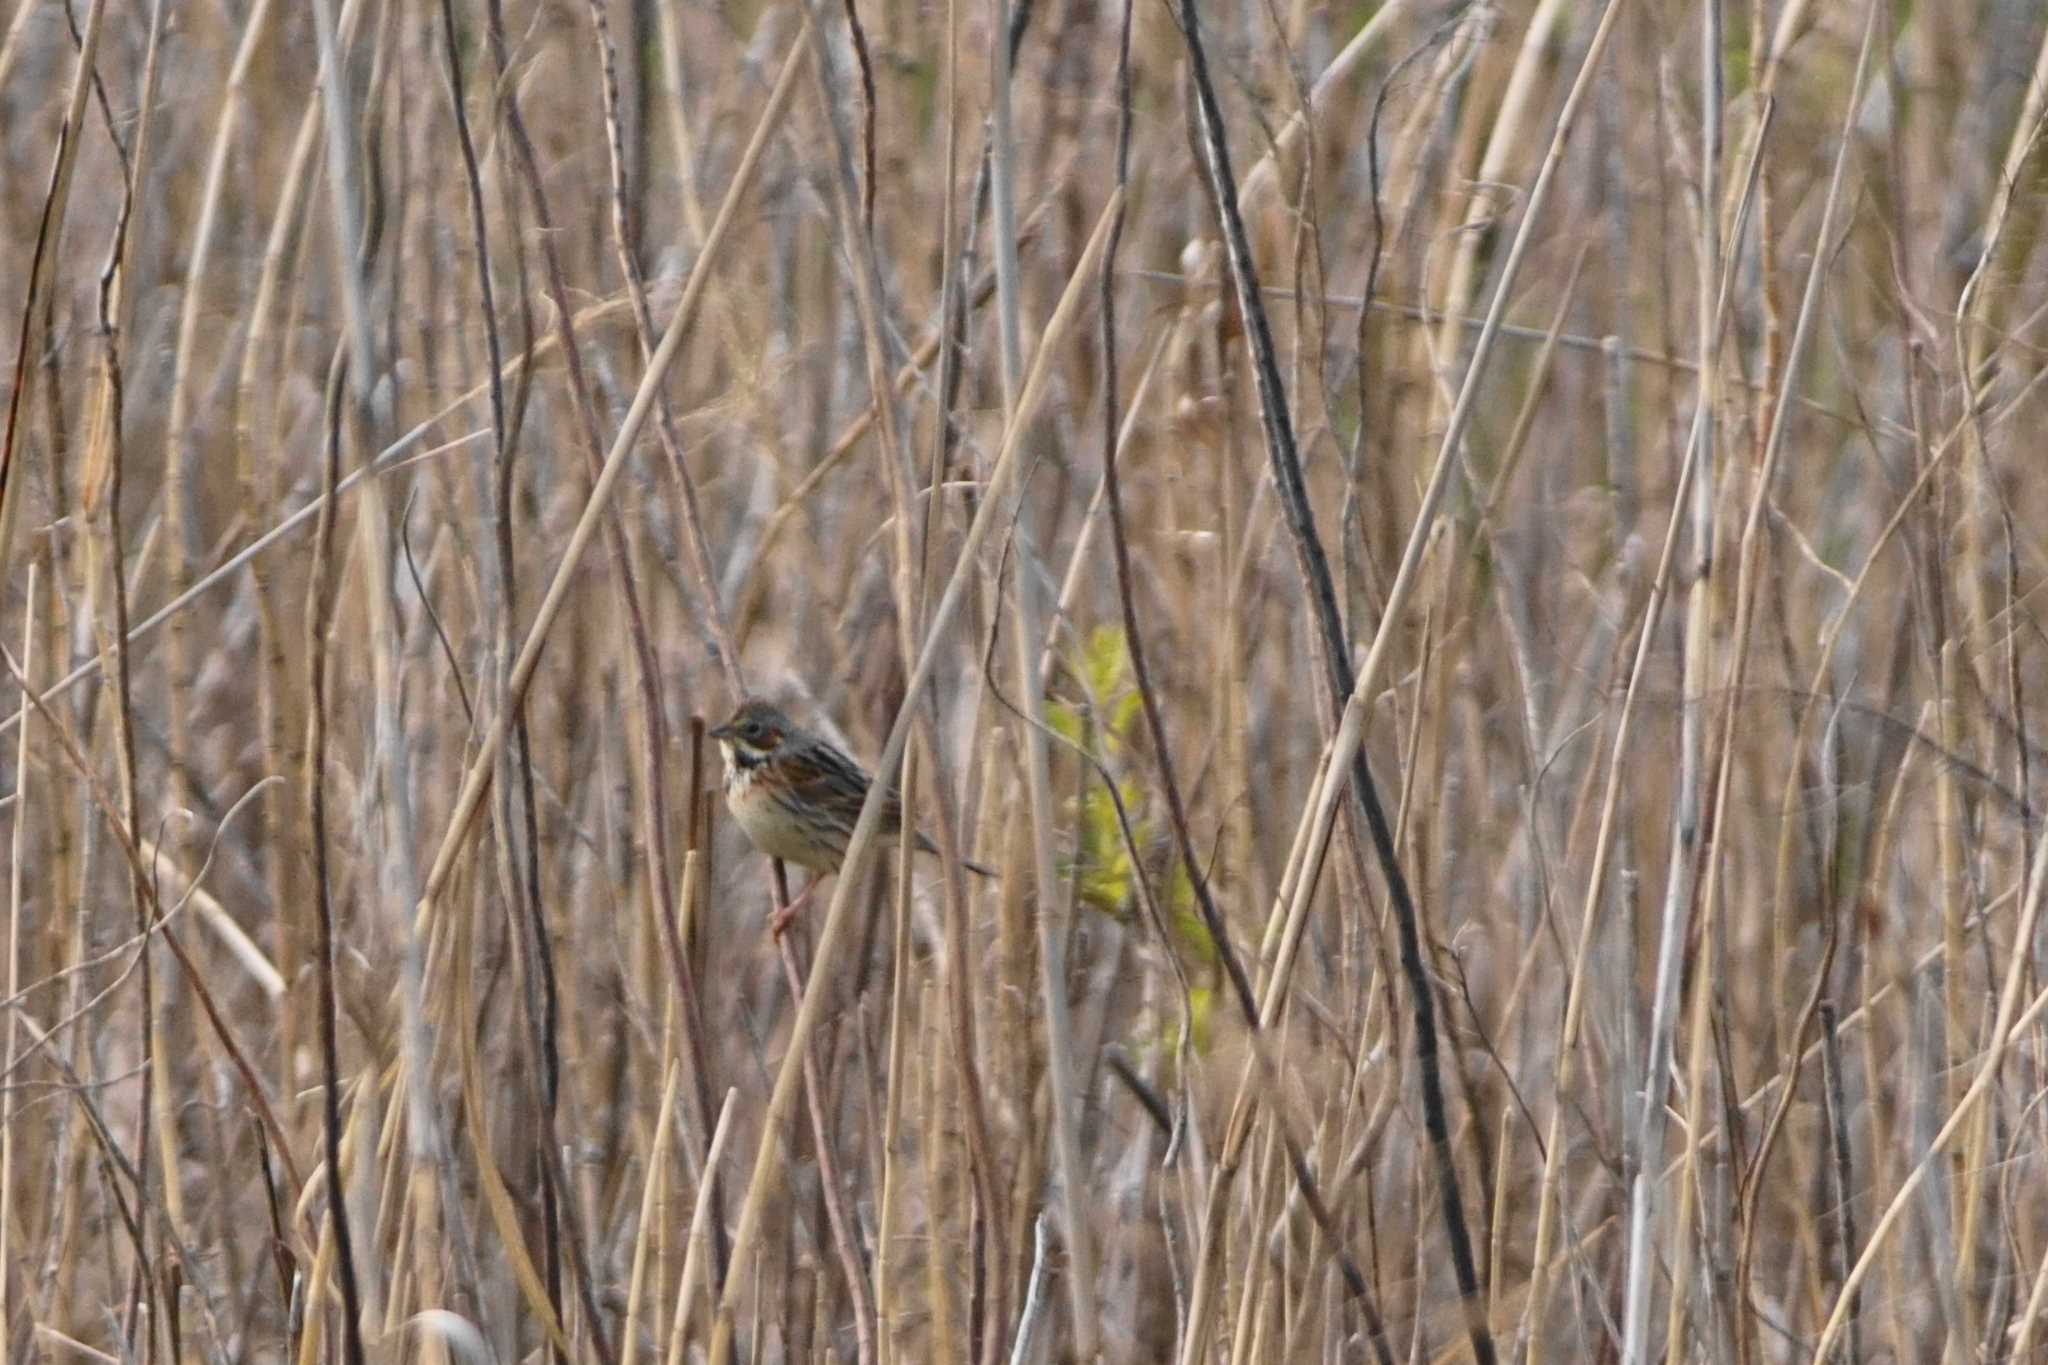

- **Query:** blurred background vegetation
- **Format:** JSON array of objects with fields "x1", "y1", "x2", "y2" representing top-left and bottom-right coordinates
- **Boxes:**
[{"x1": 3, "y1": 0, "x2": 2048, "y2": 1360}]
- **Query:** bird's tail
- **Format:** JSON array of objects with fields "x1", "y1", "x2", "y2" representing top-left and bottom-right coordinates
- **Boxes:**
[{"x1": 913, "y1": 830, "x2": 996, "y2": 878}]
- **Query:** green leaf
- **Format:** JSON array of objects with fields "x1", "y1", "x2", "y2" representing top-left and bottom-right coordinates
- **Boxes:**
[
  {"x1": 1187, "y1": 986, "x2": 1214, "y2": 1054},
  {"x1": 1075, "y1": 782, "x2": 1135, "y2": 914},
  {"x1": 1047, "y1": 698, "x2": 1085, "y2": 749},
  {"x1": 1082, "y1": 624, "x2": 1127, "y2": 703},
  {"x1": 1110, "y1": 688, "x2": 1143, "y2": 742}
]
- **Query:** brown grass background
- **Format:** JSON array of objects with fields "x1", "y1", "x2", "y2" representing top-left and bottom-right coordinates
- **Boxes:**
[{"x1": 4, "y1": 0, "x2": 2048, "y2": 1360}]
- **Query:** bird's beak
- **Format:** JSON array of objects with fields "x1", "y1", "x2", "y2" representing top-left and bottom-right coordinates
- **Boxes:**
[{"x1": 708, "y1": 721, "x2": 735, "y2": 740}]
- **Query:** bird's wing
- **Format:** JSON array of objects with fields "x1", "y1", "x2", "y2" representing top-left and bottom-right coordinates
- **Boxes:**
[{"x1": 785, "y1": 740, "x2": 897, "y2": 839}]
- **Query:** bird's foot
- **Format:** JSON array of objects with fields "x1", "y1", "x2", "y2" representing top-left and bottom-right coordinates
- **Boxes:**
[{"x1": 771, "y1": 878, "x2": 818, "y2": 939}]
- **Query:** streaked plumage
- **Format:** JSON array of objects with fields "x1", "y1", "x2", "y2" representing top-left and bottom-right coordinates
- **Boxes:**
[{"x1": 710, "y1": 698, "x2": 985, "y2": 879}]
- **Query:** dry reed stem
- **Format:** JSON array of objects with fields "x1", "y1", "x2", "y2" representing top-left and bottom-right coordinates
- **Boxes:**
[
  {"x1": 707, "y1": 187, "x2": 1121, "y2": 1365},
  {"x1": 7, "y1": 2, "x2": 2048, "y2": 1360},
  {"x1": 0, "y1": 565, "x2": 33, "y2": 1354},
  {"x1": 414, "y1": 18, "x2": 811, "y2": 925}
]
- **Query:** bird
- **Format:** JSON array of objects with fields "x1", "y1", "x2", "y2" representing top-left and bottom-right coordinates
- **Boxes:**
[{"x1": 709, "y1": 697, "x2": 991, "y2": 934}]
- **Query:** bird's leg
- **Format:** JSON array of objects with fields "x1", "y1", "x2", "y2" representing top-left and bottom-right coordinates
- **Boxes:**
[{"x1": 771, "y1": 872, "x2": 823, "y2": 939}]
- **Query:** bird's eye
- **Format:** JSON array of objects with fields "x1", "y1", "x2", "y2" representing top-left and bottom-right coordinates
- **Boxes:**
[{"x1": 742, "y1": 722, "x2": 764, "y2": 742}]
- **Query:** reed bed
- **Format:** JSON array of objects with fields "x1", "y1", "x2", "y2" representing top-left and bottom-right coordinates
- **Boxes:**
[{"x1": 3, "y1": 0, "x2": 2048, "y2": 1360}]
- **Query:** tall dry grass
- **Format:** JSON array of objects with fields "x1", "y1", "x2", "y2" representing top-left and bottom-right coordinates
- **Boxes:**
[{"x1": 3, "y1": 0, "x2": 2048, "y2": 1360}]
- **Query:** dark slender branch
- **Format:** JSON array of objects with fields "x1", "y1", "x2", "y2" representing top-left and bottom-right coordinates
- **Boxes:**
[
  {"x1": 1098, "y1": 3, "x2": 1255, "y2": 1029},
  {"x1": 87, "y1": 42, "x2": 160, "y2": 1343},
  {"x1": 1105, "y1": 1047, "x2": 1175, "y2": 1136},
  {"x1": 1173, "y1": 2, "x2": 1496, "y2": 1360},
  {"x1": 1092, "y1": 10, "x2": 1392, "y2": 1358},
  {"x1": 440, "y1": 6, "x2": 575, "y2": 1346},
  {"x1": 0, "y1": 121, "x2": 66, "y2": 541},
  {"x1": 1734, "y1": 725, "x2": 1856, "y2": 1360},
  {"x1": 840, "y1": 0, "x2": 879, "y2": 234},
  {"x1": 934, "y1": 0, "x2": 1036, "y2": 476},
  {"x1": 476, "y1": 0, "x2": 700, "y2": 1351},
  {"x1": 400, "y1": 487, "x2": 473, "y2": 725},
  {"x1": 255, "y1": 1113, "x2": 295, "y2": 1311},
  {"x1": 436, "y1": 0, "x2": 508, "y2": 457},
  {"x1": 519, "y1": 738, "x2": 566, "y2": 1365},
  {"x1": 584, "y1": 0, "x2": 743, "y2": 701},
  {"x1": 581, "y1": 0, "x2": 745, "y2": 1298},
  {"x1": 306, "y1": 349, "x2": 368, "y2": 1365},
  {"x1": 1349, "y1": 21, "x2": 1458, "y2": 525}
]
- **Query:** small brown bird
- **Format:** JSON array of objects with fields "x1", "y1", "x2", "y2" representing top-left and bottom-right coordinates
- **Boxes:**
[{"x1": 710, "y1": 698, "x2": 990, "y2": 933}]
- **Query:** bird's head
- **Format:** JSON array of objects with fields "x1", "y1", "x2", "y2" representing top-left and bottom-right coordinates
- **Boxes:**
[{"x1": 709, "y1": 698, "x2": 795, "y2": 769}]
